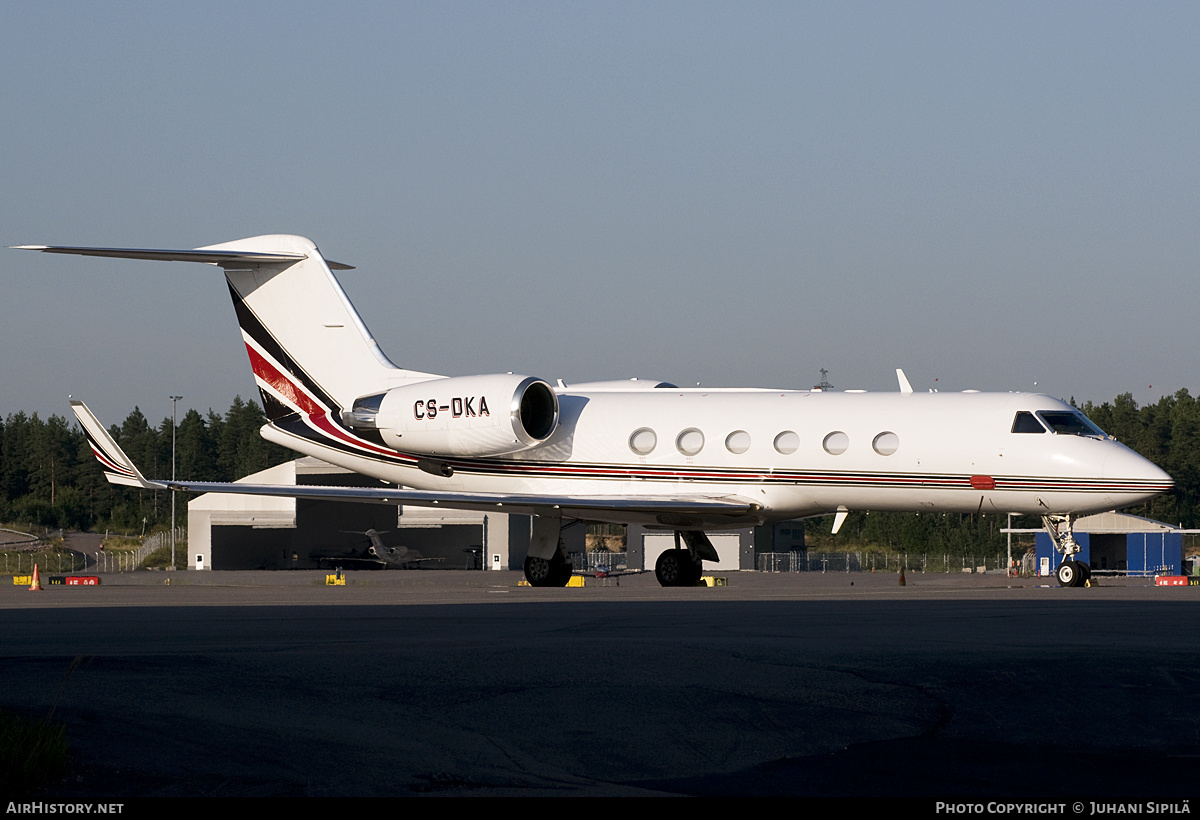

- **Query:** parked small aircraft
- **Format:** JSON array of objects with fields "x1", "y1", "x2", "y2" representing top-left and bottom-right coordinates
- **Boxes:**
[
  {"x1": 313, "y1": 529, "x2": 445, "y2": 570},
  {"x1": 17, "y1": 235, "x2": 1173, "y2": 587}
]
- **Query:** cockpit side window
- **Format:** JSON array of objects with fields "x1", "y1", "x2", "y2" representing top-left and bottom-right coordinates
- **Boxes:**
[
  {"x1": 1036, "y1": 410, "x2": 1107, "y2": 437},
  {"x1": 1011, "y1": 411, "x2": 1046, "y2": 434}
]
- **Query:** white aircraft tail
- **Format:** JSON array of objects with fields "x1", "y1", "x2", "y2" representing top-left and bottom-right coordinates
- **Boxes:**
[
  {"x1": 17, "y1": 235, "x2": 442, "y2": 422},
  {"x1": 198, "y1": 235, "x2": 441, "y2": 421}
]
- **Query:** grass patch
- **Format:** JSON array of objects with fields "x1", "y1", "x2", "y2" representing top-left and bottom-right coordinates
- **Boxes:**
[
  {"x1": 100, "y1": 535, "x2": 142, "y2": 552},
  {"x1": 142, "y1": 542, "x2": 189, "y2": 570},
  {"x1": 0, "y1": 709, "x2": 68, "y2": 795}
]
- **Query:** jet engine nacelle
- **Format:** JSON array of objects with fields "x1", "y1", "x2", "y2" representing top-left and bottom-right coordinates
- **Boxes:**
[{"x1": 345, "y1": 374, "x2": 559, "y2": 457}]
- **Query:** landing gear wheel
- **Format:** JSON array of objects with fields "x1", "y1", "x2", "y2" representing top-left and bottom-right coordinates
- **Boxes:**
[
  {"x1": 655, "y1": 549, "x2": 702, "y2": 587},
  {"x1": 524, "y1": 553, "x2": 572, "y2": 587},
  {"x1": 1056, "y1": 560, "x2": 1083, "y2": 588}
]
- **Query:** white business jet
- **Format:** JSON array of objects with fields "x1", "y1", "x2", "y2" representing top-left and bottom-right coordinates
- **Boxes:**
[{"x1": 15, "y1": 235, "x2": 1173, "y2": 587}]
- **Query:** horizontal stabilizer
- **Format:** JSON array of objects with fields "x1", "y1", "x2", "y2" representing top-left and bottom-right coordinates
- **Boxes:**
[{"x1": 13, "y1": 244, "x2": 354, "y2": 270}]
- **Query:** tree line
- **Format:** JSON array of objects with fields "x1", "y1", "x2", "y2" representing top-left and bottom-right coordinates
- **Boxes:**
[
  {"x1": 2, "y1": 390, "x2": 1198, "y2": 544},
  {"x1": 0, "y1": 397, "x2": 292, "y2": 533}
]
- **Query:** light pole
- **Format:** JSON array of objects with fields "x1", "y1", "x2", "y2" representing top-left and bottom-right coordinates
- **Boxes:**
[
  {"x1": 1007, "y1": 512, "x2": 1013, "y2": 577},
  {"x1": 170, "y1": 395, "x2": 182, "y2": 570}
]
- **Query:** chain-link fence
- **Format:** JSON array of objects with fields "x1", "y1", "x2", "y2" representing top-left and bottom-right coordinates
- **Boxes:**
[
  {"x1": 758, "y1": 550, "x2": 1013, "y2": 573},
  {"x1": 95, "y1": 528, "x2": 186, "y2": 573},
  {"x1": 2, "y1": 548, "x2": 84, "y2": 576},
  {"x1": 574, "y1": 551, "x2": 630, "y2": 572}
]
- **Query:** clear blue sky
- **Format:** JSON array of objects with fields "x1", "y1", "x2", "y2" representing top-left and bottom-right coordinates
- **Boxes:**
[{"x1": 4, "y1": 1, "x2": 1197, "y2": 425}]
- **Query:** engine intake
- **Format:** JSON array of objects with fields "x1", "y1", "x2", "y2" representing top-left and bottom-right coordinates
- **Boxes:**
[{"x1": 345, "y1": 374, "x2": 559, "y2": 457}]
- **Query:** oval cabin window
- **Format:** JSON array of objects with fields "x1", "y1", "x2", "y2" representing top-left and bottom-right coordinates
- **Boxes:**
[
  {"x1": 725, "y1": 430, "x2": 751, "y2": 454},
  {"x1": 676, "y1": 428, "x2": 705, "y2": 456},
  {"x1": 629, "y1": 428, "x2": 657, "y2": 455},
  {"x1": 774, "y1": 431, "x2": 799, "y2": 455},
  {"x1": 823, "y1": 431, "x2": 849, "y2": 455},
  {"x1": 872, "y1": 431, "x2": 899, "y2": 456}
]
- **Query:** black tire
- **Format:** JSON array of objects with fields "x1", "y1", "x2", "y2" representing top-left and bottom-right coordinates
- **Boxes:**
[
  {"x1": 655, "y1": 550, "x2": 683, "y2": 586},
  {"x1": 524, "y1": 554, "x2": 571, "y2": 587},
  {"x1": 655, "y1": 550, "x2": 702, "y2": 587},
  {"x1": 550, "y1": 556, "x2": 574, "y2": 587},
  {"x1": 1056, "y1": 560, "x2": 1079, "y2": 587}
]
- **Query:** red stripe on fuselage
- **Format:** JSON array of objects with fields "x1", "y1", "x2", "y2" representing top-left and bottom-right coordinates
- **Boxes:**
[
  {"x1": 239, "y1": 346, "x2": 1168, "y2": 495},
  {"x1": 244, "y1": 342, "x2": 419, "y2": 463}
]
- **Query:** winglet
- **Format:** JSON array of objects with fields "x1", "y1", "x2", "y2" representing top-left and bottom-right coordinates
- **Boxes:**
[
  {"x1": 896, "y1": 368, "x2": 914, "y2": 394},
  {"x1": 70, "y1": 401, "x2": 166, "y2": 489}
]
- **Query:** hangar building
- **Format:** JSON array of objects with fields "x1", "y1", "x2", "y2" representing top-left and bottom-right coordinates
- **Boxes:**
[
  {"x1": 1034, "y1": 511, "x2": 1182, "y2": 577},
  {"x1": 187, "y1": 457, "x2": 558, "y2": 571}
]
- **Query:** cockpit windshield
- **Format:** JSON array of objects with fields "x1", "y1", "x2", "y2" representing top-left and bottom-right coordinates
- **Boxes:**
[
  {"x1": 1036, "y1": 410, "x2": 1107, "y2": 438},
  {"x1": 1012, "y1": 410, "x2": 1109, "y2": 437},
  {"x1": 1011, "y1": 411, "x2": 1046, "y2": 433}
]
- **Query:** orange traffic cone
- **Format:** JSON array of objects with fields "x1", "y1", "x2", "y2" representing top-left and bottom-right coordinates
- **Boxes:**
[
  {"x1": 898, "y1": 565, "x2": 906, "y2": 587},
  {"x1": 29, "y1": 563, "x2": 43, "y2": 591}
]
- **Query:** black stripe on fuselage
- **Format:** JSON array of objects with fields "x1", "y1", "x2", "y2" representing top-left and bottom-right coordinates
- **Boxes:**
[{"x1": 268, "y1": 414, "x2": 1164, "y2": 495}]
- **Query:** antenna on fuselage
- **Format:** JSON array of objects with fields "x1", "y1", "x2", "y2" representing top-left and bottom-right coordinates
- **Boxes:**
[{"x1": 813, "y1": 368, "x2": 833, "y2": 391}]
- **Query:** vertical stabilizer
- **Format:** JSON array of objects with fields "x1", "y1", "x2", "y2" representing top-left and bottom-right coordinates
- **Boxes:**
[
  {"x1": 197, "y1": 235, "x2": 441, "y2": 420},
  {"x1": 13, "y1": 235, "x2": 443, "y2": 422}
]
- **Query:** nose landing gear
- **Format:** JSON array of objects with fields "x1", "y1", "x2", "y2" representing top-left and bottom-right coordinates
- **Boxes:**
[
  {"x1": 1043, "y1": 514, "x2": 1092, "y2": 587},
  {"x1": 1054, "y1": 558, "x2": 1091, "y2": 588}
]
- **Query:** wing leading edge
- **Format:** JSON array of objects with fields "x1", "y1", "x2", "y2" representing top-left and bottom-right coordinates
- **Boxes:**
[{"x1": 70, "y1": 401, "x2": 760, "y2": 523}]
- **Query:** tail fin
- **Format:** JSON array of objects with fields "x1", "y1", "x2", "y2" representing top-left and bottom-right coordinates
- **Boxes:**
[
  {"x1": 70, "y1": 401, "x2": 165, "y2": 489},
  {"x1": 198, "y1": 235, "x2": 441, "y2": 422},
  {"x1": 17, "y1": 236, "x2": 442, "y2": 422}
]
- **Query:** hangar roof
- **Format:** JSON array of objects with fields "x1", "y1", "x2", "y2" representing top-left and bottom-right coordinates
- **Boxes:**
[{"x1": 1074, "y1": 511, "x2": 1177, "y2": 533}]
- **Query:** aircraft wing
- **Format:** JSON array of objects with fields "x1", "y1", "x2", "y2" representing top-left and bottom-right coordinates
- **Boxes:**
[
  {"x1": 71, "y1": 401, "x2": 759, "y2": 521},
  {"x1": 148, "y1": 479, "x2": 758, "y2": 519}
]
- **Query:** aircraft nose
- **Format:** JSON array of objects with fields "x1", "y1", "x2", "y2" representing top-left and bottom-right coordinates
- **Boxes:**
[{"x1": 1103, "y1": 444, "x2": 1174, "y2": 500}]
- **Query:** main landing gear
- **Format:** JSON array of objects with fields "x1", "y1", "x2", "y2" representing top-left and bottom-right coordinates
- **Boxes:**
[
  {"x1": 520, "y1": 518, "x2": 724, "y2": 589},
  {"x1": 523, "y1": 550, "x2": 573, "y2": 587},
  {"x1": 655, "y1": 548, "x2": 702, "y2": 587},
  {"x1": 654, "y1": 531, "x2": 720, "y2": 587},
  {"x1": 522, "y1": 514, "x2": 577, "y2": 587},
  {"x1": 1043, "y1": 514, "x2": 1092, "y2": 588}
]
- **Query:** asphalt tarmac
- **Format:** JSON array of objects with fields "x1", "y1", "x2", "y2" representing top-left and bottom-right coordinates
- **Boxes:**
[{"x1": 2, "y1": 569, "x2": 1198, "y2": 797}]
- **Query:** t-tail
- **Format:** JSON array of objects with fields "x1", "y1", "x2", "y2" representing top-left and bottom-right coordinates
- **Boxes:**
[
  {"x1": 16, "y1": 236, "x2": 443, "y2": 423},
  {"x1": 200, "y1": 235, "x2": 442, "y2": 422}
]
